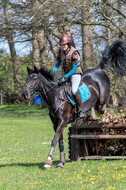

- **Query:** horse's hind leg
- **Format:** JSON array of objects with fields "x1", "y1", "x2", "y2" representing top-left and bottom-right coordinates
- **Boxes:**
[
  {"x1": 95, "y1": 101, "x2": 106, "y2": 114},
  {"x1": 99, "y1": 104, "x2": 106, "y2": 114},
  {"x1": 56, "y1": 134, "x2": 65, "y2": 168},
  {"x1": 82, "y1": 90, "x2": 99, "y2": 114}
]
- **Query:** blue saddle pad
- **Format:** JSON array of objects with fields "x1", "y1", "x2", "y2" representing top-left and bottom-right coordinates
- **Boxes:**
[{"x1": 67, "y1": 83, "x2": 90, "y2": 105}]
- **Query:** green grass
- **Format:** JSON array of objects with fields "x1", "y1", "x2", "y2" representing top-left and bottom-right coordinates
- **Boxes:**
[{"x1": 0, "y1": 105, "x2": 126, "y2": 190}]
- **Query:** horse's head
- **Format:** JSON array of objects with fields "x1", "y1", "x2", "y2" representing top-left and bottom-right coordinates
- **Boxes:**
[{"x1": 22, "y1": 66, "x2": 40, "y2": 100}]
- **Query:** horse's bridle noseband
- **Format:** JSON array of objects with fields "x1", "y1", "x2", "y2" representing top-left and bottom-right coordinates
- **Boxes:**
[{"x1": 25, "y1": 73, "x2": 40, "y2": 96}]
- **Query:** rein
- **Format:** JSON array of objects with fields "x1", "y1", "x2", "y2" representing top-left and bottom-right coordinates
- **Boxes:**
[
  {"x1": 41, "y1": 83, "x2": 58, "y2": 93},
  {"x1": 40, "y1": 77, "x2": 55, "y2": 116},
  {"x1": 26, "y1": 73, "x2": 68, "y2": 117},
  {"x1": 38, "y1": 73, "x2": 64, "y2": 117},
  {"x1": 39, "y1": 75, "x2": 71, "y2": 115}
]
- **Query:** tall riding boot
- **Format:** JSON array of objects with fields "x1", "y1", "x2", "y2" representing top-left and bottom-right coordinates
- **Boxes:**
[{"x1": 74, "y1": 92, "x2": 86, "y2": 118}]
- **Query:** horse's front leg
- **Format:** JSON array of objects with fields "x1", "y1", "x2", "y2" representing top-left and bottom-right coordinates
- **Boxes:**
[
  {"x1": 44, "y1": 121, "x2": 66, "y2": 168},
  {"x1": 56, "y1": 134, "x2": 65, "y2": 168}
]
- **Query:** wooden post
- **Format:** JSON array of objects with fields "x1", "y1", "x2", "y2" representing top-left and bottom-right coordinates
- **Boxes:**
[
  {"x1": 91, "y1": 107, "x2": 96, "y2": 119},
  {"x1": 68, "y1": 127, "x2": 80, "y2": 161},
  {"x1": 1, "y1": 90, "x2": 3, "y2": 105},
  {"x1": 84, "y1": 140, "x2": 89, "y2": 156}
]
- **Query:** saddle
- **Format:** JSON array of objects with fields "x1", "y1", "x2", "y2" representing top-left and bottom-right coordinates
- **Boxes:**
[{"x1": 63, "y1": 81, "x2": 91, "y2": 106}]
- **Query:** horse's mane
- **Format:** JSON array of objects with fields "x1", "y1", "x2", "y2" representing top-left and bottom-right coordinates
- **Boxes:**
[{"x1": 39, "y1": 67, "x2": 55, "y2": 81}]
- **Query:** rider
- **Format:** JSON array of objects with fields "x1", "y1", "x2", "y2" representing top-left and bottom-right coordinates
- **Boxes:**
[{"x1": 52, "y1": 34, "x2": 86, "y2": 118}]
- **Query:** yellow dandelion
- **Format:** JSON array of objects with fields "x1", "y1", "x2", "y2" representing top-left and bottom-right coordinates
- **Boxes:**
[
  {"x1": 87, "y1": 170, "x2": 91, "y2": 173},
  {"x1": 34, "y1": 182, "x2": 38, "y2": 185},
  {"x1": 72, "y1": 162, "x2": 76, "y2": 164},
  {"x1": 102, "y1": 164, "x2": 106, "y2": 168},
  {"x1": 90, "y1": 178, "x2": 95, "y2": 181},
  {"x1": 120, "y1": 173, "x2": 124, "y2": 177}
]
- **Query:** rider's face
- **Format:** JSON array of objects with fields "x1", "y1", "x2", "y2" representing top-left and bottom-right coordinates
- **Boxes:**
[{"x1": 60, "y1": 43, "x2": 69, "y2": 51}]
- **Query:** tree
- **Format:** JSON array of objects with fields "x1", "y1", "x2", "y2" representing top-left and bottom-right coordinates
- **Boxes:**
[
  {"x1": 2, "y1": 0, "x2": 20, "y2": 91},
  {"x1": 81, "y1": 1, "x2": 94, "y2": 69},
  {"x1": 0, "y1": 0, "x2": 125, "y2": 105}
]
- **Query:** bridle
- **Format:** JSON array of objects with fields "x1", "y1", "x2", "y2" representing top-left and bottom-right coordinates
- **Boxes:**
[
  {"x1": 26, "y1": 73, "x2": 64, "y2": 117},
  {"x1": 25, "y1": 73, "x2": 40, "y2": 96}
]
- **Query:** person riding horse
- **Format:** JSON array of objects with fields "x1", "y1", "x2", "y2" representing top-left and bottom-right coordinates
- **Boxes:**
[
  {"x1": 23, "y1": 40, "x2": 126, "y2": 168},
  {"x1": 52, "y1": 34, "x2": 85, "y2": 118}
]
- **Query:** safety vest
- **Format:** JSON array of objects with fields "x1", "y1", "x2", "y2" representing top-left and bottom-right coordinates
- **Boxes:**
[{"x1": 60, "y1": 46, "x2": 82, "y2": 74}]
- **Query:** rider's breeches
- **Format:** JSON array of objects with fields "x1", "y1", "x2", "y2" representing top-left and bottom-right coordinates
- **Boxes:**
[{"x1": 70, "y1": 74, "x2": 81, "y2": 95}]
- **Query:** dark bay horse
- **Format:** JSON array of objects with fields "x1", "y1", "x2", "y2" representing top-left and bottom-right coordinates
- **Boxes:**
[{"x1": 22, "y1": 40, "x2": 126, "y2": 168}]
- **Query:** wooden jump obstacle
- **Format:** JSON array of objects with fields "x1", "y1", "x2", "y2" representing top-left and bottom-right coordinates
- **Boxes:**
[{"x1": 68, "y1": 120, "x2": 126, "y2": 161}]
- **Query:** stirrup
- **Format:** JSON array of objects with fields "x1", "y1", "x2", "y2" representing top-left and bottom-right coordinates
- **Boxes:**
[{"x1": 78, "y1": 110, "x2": 87, "y2": 118}]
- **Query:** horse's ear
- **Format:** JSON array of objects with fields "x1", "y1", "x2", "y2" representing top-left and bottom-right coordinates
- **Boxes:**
[
  {"x1": 34, "y1": 65, "x2": 39, "y2": 73},
  {"x1": 27, "y1": 67, "x2": 33, "y2": 75}
]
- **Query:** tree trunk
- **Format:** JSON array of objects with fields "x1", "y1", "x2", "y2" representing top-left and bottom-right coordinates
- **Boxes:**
[
  {"x1": 38, "y1": 30, "x2": 47, "y2": 67},
  {"x1": 3, "y1": 1, "x2": 19, "y2": 92},
  {"x1": 30, "y1": 0, "x2": 47, "y2": 68},
  {"x1": 32, "y1": 29, "x2": 40, "y2": 68},
  {"x1": 117, "y1": 0, "x2": 124, "y2": 39},
  {"x1": 102, "y1": 0, "x2": 111, "y2": 45},
  {"x1": 81, "y1": 2, "x2": 94, "y2": 69}
]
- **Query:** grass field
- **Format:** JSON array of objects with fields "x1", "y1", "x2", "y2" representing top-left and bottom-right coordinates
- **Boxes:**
[{"x1": 0, "y1": 105, "x2": 126, "y2": 190}]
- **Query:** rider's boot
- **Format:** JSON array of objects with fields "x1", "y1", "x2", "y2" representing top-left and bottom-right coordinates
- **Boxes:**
[{"x1": 74, "y1": 92, "x2": 87, "y2": 118}]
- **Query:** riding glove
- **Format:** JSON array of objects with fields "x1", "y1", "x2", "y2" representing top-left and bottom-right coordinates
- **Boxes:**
[{"x1": 58, "y1": 76, "x2": 67, "y2": 84}]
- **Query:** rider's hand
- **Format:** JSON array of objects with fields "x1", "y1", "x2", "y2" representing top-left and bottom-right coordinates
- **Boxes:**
[{"x1": 58, "y1": 76, "x2": 67, "y2": 84}]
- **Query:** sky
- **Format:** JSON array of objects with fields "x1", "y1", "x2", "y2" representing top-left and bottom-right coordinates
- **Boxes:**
[{"x1": 1, "y1": 40, "x2": 32, "y2": 57}]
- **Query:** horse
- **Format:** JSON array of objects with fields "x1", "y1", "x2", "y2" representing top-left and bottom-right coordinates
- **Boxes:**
[{"x1": 22, "y1": 40, "x2": 126, "y2": 169}]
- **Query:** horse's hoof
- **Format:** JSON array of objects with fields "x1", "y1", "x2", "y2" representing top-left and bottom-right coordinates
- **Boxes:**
[
  {"x1": 56, "y1": 162, "x2": 64, "y2": 169},
  {"x1": 44, "y1": 159, "x2": 52, "y2": 168},
  {"x1": 44, "y1": 164, "x2": 52, "y2": 169}
]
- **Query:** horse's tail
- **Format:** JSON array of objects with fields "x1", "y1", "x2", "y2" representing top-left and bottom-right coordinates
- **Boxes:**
[{"x1": 98, "y1": 40, "x2": 126, "y2": 76}]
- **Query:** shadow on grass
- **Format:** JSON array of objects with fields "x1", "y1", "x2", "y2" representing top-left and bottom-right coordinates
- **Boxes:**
[{"x1": 0, "y1": 160, "x2": 70, "y2": 170}]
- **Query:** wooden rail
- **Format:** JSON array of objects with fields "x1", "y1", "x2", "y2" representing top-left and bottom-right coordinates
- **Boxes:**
[
  {"x1": 80, "y1": 156, "x2": 126, "y2": 160},
  {"x1": 72, "y1": 121, "x2": 126, "y2": 129},
  {"x1": 70, "y1": 134, "x2": 126, "y2": 139}
]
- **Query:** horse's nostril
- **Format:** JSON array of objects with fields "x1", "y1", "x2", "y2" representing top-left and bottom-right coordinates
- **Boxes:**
[
  {"x1": 22, "y1": 88, "x2": 31, "y2": 100},
  {"x1": 22, "y1": 92, "x2": 27, "y2": 99}
]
